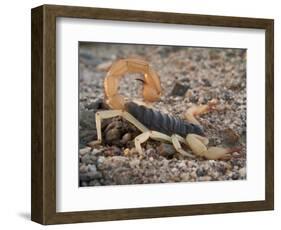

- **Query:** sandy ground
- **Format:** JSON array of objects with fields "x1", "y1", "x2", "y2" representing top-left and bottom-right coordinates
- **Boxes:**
[{"x1": 78, "y1": 43, "x2": 246, "y2": 186}]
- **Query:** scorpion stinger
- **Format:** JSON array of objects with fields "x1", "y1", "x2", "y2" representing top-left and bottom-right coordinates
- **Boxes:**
[{"x1": 89, "y1": 58, "x2": 241, "y2": 160}]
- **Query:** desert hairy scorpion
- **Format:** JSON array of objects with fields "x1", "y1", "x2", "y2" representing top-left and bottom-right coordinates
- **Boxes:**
[{"x1": 91, "y1": 58, "x2": 241, "y2": 160}]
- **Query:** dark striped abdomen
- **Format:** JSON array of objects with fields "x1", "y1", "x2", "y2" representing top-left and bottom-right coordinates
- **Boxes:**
[{"x1": 125, "y1": 102, "x2": 204, "y2": 136}]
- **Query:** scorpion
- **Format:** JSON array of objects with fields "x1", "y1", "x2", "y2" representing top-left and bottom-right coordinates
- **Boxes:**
[{"x1": 91, "y1": 58, "x2": 241, "y2": 160}]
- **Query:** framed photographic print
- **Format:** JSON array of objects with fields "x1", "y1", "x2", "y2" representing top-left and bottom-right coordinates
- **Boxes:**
[{"x1": 31, "y1": 4, "x2": 274, "y2": 225}]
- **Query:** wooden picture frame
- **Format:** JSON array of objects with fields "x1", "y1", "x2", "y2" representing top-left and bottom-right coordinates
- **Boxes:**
[{"x1": 31, "y1": 4, "x2": 274, "y2": 225}]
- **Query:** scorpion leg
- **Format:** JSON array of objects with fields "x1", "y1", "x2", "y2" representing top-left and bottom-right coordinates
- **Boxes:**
[
  {"x1": 134, "y1": 131, "x2": 151, "y2": 156},
  {"x1": 121, "y1": 111, "x2": 149, "y2": 133},
  {"x1": 185, "y1": 99, "x2": 218, "y2": 125},
  {"x1": 149, "y1": 131, "x2": 171, "y2": 142},
  {"x1": 134, "y1": 131, "x2": 171, "y2": 156},
  {"x1": 171, "y1": 134, "x2": 195, "y2": 158},
  {"x1": 135, "y1": 131, "x2": 185, "y2": 157},
  {"x1": 88, "y1": 110, "x2": 149, "y2": 147},
  {"x1": 88, "y1": 110, "x2": 123, "y2": 146},
  {"x1": 142, "y1": 131, "x2": 195, "y2": 158}
]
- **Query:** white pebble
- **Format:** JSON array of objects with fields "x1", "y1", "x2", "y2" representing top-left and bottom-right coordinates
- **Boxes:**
[
  {"x1": 79, "y1": 147, "x2": 91, "y2": 156},
  {"x1": 239, "y1": 167, "x2": 246, "y2": 178}
]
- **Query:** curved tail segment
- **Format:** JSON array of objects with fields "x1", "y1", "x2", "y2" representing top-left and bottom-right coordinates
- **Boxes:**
[{"x1": 104, "y1": 58, "x2": 162, "y2": 110}]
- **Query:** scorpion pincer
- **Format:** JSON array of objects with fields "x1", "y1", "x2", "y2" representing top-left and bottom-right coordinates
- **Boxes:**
[{"x1": 91, "y1": 58, "x2": 241, "y2": 160}]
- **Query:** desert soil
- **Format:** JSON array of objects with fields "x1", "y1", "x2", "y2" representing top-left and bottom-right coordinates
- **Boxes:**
[{"x1": 78, "y1": 43, "x2": 247, "y2": 186}]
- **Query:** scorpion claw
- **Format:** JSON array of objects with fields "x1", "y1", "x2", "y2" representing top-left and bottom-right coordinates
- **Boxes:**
[
  {"x1": 203, "y1": 146, "x2": 242, "y2": 160},
  {"x1": 186, "y1": 134, "x2": 242, "y2": 160}
]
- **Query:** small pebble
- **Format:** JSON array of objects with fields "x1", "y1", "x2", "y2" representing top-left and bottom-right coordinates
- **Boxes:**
[
  {"x1": 190, "y1": 171, "x2": 197, "y2": 179},
  {"x1": 177, "y1": 161, "x2": 186, "y2": 169},
  {"x1": 170, "y1": 82, "x2": 189, "y2": 96},
  {"x1": 79, "y1": 147, "x2": 91, "y2": 156},
  {"x1": 146, "y1": 148, "x2": 156, "y2": 157},
  {"x1": 239, "y1": 167, "x2": 246, "y2": 178},
  {"x1": 121, "y1": 133, "x2": 132, "y2": 144},
  {"x1": 104, "y1": 146, "x2": 121, "y2": 156},
  {"x1": 87, "y1": 171, "x2": 102, "y2": 180},
  {"x1": 80, "y1": 181, "x2": 88, "y2": 187},
  {"x1": 222, "y1": 128, "x2": 240, "y2": 145},
  {"x1": 180, "y1": 173, "x2": 190, "y2": 181},
  {"x1": 198, "y1": 176, "x2": 212, "y2": 182},
  {"x1": 231, "y1": 172, "x2": 240, "y2": 180},
  {"x1": 88, "y1": 164, "x2": 97, "y2": 172},
  {"x1": 123, "y1": 148, "x2": 130, "y2": 156},
  {"x1": 97, "y1": 156, "x2": 105, "y2": 165},
  {"x1": 91, "y1": 148, "x2": 102, "y2": 156},
  {"x1": 81, "y1": 154, "x2": 93, "y2": 164},
  {"x1": 129, "y1": 159, "x2": 140, "y2": 168},
  {"x1": 158, "y1": 143, "x2": 176, "y2": 158},
  {"x1": 211, "y1": 171, "x2": 220, "y2": 179},
  {"x1": 89, "y1": 180, "x2": 101, "y2": 186},
  {"x1": 85, "y1": 98, "x2": 104, "y2": 110},
  {"x1": 105, "y1": 128, "x2": 121, "y2": 144},
  {"x1": 79, "y1": 164, "x2": 88, "y2": 173},
  {"x1": 196, "y1": 167, "x2": 207, "y2": 177}
]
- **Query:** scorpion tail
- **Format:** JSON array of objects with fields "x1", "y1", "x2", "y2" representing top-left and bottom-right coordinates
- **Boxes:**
[{"x1": 104, "y1": 58, "x2": 162, "y2": 109}]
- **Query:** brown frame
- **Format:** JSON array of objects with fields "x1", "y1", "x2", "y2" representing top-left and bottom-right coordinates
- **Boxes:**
[{"x1": 31, "y1": 4, "x2": 274, "y2": 225}]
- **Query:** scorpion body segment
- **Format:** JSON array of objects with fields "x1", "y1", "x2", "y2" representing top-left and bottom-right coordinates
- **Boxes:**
[{"x1": 125, "y1": 102, "x2": 205, "y2": 137}]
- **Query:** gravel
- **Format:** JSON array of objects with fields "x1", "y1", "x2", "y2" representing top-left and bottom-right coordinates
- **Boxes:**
[{"x1": 78, "y1": 43, "x2": 247, "y2": 186}]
